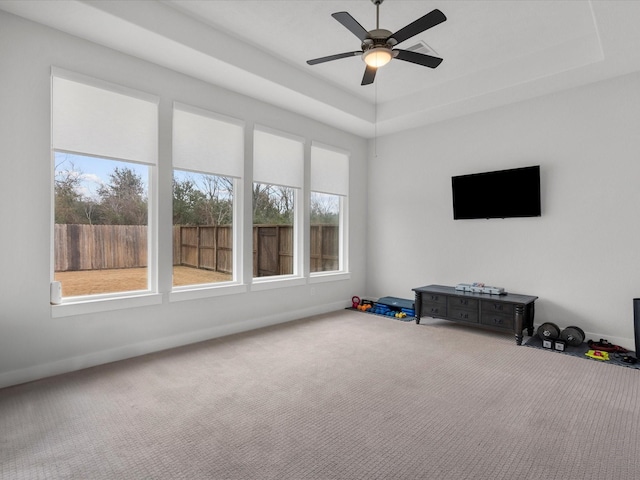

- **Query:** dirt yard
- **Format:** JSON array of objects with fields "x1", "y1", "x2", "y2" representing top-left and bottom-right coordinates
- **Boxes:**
[{"x1": 55, "y1": 266, "x2": 232, "y2": 297}]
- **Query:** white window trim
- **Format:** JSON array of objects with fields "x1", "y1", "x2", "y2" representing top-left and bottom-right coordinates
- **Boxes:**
[
  {"x1": 309, "y1": 187, "x2": 349, "y2": 277},
  {"x1": 251, "y1": 125, "x2": 305, "y2": 283},
  {"x1": 51, "y1": 293, "x2": 162, "y2": 318},
  {"x1": 250, "y1": 184, "x2": 304, "y2": 283},
  {"x1": 51, "y1": 68, "x2": 159, "y2": 310},
  {"x1": 251, "y1": 275, "x2": 307, "y2": 291},
  {"x1": 309, "y1": 272, "x2": 351, "y2": 284},
  {"x1": 169, "y1": 283, "x2": 248, "y2": 302},
  {"x1": 170, "y1": 176, "x2": 245, "y2": 293},
  {"x1": 171, "y1": 104, "x2": 245, "y2": 293}
]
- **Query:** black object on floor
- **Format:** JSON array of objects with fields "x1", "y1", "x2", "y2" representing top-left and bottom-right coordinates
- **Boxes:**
[
  {"x1": 525, "y1": 336, "x2": 639, "y2": 370},
  {"x1": 377, "y1": 296, "x2": 415, "y2": 310},
  {"x1": 347, "y1": 307, "x2": 415, "y2": 322},
  {"x1": 348, "y1": 296, "x2": 415, "y2": 322}
]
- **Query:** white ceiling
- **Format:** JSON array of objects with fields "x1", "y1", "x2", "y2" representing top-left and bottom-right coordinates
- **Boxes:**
[{"x1": 2, "y1": 0, "x2": 640, "y2": 138}]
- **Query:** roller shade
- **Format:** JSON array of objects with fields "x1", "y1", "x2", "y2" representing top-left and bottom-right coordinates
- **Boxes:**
[
  {"x1": 52, "y1": 74, "x2": 158, "y2": 164},
  {"x1": 253, "y1": 128, "x2": 303, "y2": 188},
  {"x1": 311, "y1": 144, "x2": 349, "y2": 196},
  {"x1": 173, "y1": 104, "x2": 244, "y2": 178}
]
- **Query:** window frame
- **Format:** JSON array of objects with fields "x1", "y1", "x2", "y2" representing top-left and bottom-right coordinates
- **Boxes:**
[
  {"x1": 49, "y1": 70, "x2": 354, "y2": 316},
  {"x1": 309, "y1": 142, "x2": 350, "y2": 281},
  {"x1": 169, "y1": 103, "x2": 246, "y2": 299},
  {"x1": 50, "y1": 68, "x2": 161, "y2": 316},
  {"x1": 251, "y1": 126, "x2": 305, "y2": 287},
  {"x1": 51, "y1": 153, "x2": 161, "y2": 315}
]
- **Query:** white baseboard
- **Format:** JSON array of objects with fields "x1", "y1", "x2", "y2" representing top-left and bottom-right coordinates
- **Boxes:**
[{"x1": 0, "y1": 301, "x2": 348, "y2": 389}]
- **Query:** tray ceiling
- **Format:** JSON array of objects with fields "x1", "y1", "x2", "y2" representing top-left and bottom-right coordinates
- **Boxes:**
[{"x1": 2, "y1": 0, "x2": 640, "y2": 138}]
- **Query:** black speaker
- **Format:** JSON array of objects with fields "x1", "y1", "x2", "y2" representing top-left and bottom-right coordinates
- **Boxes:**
[{"x1": 634, "y1": 298, "x2": 640, "y2": 355}]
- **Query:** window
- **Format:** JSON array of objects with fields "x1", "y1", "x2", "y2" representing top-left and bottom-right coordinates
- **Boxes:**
[
  {"x1": 310, "y1": 144, "x2": 349, "y2": 273},
  {"x1": 51, "y1": 70, "x2": 158, "y2": 300},
  {"x1": 53, "y1": 154, "x2": 150, "y2": 296},
  {"x1": 172, "y1": 104, "x2": 243, "y2": 288},
  {"x1": 253, "y1": 128, "x2": 304, "y2": 279}
]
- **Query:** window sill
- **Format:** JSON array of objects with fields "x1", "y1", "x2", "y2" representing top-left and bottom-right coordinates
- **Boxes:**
[
  {"x1": 309, "y1": 271, "x2": 351, "y2": 283},
  {"x1": 169, "y1": 283, "x2": 248, "y2": 302},
  {"x1": 251, "y1": 275, "x2": 307, "y2": 291},
  {"x1": 51, "y1": 292, "x2": 163, "y2": 318}
]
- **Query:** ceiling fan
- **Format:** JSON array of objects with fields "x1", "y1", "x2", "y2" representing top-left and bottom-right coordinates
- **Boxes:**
[{"x1": 307, "y1": 0, "x2": 446, "y2": 86}]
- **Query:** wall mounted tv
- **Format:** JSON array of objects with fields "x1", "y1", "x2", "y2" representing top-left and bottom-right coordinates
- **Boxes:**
[{"x1": 452, "y1": 165, "x2": 541, "y2": 220}]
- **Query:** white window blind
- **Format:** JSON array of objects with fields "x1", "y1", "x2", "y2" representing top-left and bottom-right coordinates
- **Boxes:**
[
  {"x1": 52, "y1": 73, "x2": 158, "y2": 165},
  {"x1": 173, "y1": 104, "x2": 244, "y2": 178},
  {"x1": 311, "y1": 144, "x2": 349, "y2": 196},
  {"x1": 253, "y1": 128, "x2": 303, "y2": 188}
]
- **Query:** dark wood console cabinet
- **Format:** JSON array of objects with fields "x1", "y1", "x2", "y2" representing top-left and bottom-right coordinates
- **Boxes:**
[{"x1": 412, "y1": 285, "x2": 537, "y2": 345}]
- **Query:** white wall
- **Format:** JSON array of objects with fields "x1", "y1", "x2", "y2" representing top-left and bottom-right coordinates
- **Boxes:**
[
  {"x1": 366, "y1": 71, "x2": 640, "y2": 349},
  {"x1": 0, "y1": 12, "x2": 367, "y2": 388}
]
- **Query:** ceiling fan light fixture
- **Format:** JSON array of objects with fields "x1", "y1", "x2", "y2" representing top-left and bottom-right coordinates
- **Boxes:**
[
  {"x1": 362, "y1": 47, "x2": 392, "y2": 68},
  {"x1": 307, "y1": 5, "x2": 446, "y2": 85}
]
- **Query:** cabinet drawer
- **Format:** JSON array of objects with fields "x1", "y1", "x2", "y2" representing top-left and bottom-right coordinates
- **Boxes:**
[
  {"x1": 447, "y1": 296, "x2": 479, "y2": 310},
  {"x1": 422, "y1": 301, "x2": 447, "y2": 317},
  {"x1": 480, "y1": 313, "x2": 513, "y2": 330},
  {"x1": 422, "y1": 293, "x2": 447, "y2": 305},
  {"x1": 481, "y1": 301, "x2": 514, "y2": 316},
  {"x1": 448, "y1": 305, "x2": 479, "y2": 323}
]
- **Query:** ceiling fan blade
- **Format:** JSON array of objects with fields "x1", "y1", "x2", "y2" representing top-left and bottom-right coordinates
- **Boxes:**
[
  {"x1": 332, "y1": 11, "x2": 369, "y2": 41},
  {"x1": 307, "y1": 51, "x2": 362, "y2": 65},
  {"x1": 361, "y1": 65, "x2": 377, "y2": 86},
  {"x1": 389, "y1": 9, "x2": 446, "y2": 45},
  {"x1": 394, "y1": 49, "x2": 443, "y2": 68}
]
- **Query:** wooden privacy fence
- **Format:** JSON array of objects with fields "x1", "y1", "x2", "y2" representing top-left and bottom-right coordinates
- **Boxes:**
[
  {"x1": 54, "y1": 224, "x2": 147, "y2": 272},
  {"x1": 173, "y1": 225, "x2": 233, "y2": 274},
  {"x1": 177, "y1": 224, "x2": 339, "y2": 276},
  {"x1": 55, "y1": 224, "x2": 338, "y2": 275},
  {"x1": 253, "y1": 225, "x2": 292, "y2": 277},
  {"x1": 310, "y1": 224, "x2": 339, "y2": 273}
]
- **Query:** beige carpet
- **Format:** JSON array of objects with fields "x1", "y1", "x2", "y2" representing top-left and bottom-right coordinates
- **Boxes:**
[{"x1": 1, "y1": 310, "x2": 638, "y2": 479}]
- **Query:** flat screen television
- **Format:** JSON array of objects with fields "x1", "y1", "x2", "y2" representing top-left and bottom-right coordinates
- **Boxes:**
[{"x1": 452, "y1": 165, "x2": 541, "y2": 220}]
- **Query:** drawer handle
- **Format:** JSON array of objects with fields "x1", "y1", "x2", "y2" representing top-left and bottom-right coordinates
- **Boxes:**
[
  {"x1": 431, "y1": 295, "x2": 439, "y2": 301},
  {"x1": 493, "y1": 318, "x2": 504, "y2": 325},
  {"x1": 493, "y1": 304, "x2": 503, "y2": 311},
  {"x1": 459, "y1": 299, "x2": 468, "y2": 305},
  {"x1": 430, "y1": 308, "x2": 439, "y2": 314},
  {"x1": 459, "y1": 312, "x2": 469, "y2": 319}
]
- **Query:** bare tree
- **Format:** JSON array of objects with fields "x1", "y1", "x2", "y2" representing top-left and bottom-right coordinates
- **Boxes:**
[
  {"x1": 311, "y1": 192, "x2": 339, "y2": 224},
  {"x1": 97, "y1": 167, "x2": 147, "y2": 225},
  {"x1": 197, "y1": 174, "x2": 233, "y2": 225},
  {"x1": 54, "y1": 158, "x2": 86, "y2": 224},
  {"x1": 252, "y1": 183, "x2": 294, "y2": 224}
]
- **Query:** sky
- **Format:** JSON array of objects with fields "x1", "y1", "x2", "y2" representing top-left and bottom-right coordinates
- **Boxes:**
[
  {"x1": 54, "y1": 152, "x2": 337, "y2": 213},
  {"x1": 54, "y1": 152, "x2": 149, "y2": 201},
  {"x1": 54, "y1": 152, "x2": 231, "y2": 202}
]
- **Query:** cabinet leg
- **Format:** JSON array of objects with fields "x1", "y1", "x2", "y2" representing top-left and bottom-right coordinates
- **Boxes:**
[
  {"x1": 515, "y1": 304, "x2": 524, "y2": 345},
  {"x1": 526, "y1": 303, "x2": 535, "y2": 336},
  {"x1": 414, "y1": 291, "x2": 422, "y2": 324}
]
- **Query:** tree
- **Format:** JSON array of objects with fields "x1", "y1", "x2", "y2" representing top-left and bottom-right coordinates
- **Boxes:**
[
  {"x1": 54, "y1": 160, "x2": 87, "y2": 224},
  {"x1": 173, "y1": 176, "x2": 205, "y2": 225},
  {"x1": 173, "y1": 173, "x2": 233, "y2": 226},
  {"x1": 97, "y1": 167, "x2": 147, "y2": 225},
  {"x1": 252, "y1": 184, "x2": 294, "y2": 225},
  {"x1": 311, "y1": 192, "x2": 339, "y2": 224},
  {"x1": 196, "y1": 174, "x2": 233, "y2": 225}
]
